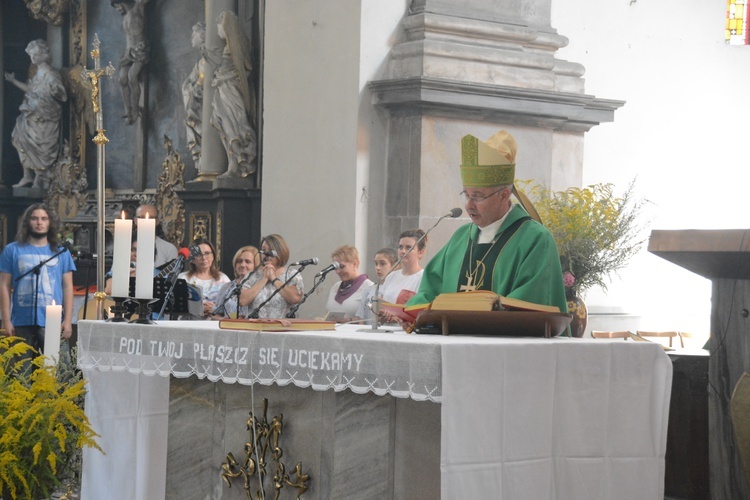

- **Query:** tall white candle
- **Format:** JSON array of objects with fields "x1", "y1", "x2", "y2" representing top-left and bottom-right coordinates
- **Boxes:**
[
  {"x1": 111, "y1": 212, "x2": 132, "y2": 298},
  {"x1": 135, "y1": 214, "x2": 156, "y2": 299},
  {"x1": 44, "y1": 301, "x2": 62, "y2": 367}
]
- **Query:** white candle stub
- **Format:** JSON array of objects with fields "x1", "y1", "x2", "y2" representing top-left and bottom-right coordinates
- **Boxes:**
[{"x1": 44, "y1": 300, "x2": 62, "y2": 367}]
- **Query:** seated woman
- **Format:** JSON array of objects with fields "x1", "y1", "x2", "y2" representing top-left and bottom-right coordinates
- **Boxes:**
[
  {"x1": 355, "y1": 247, "x2": 397, "y2": 321},
  {"x1": 238, "y1": 234, "x2": 303, "y2": 318},
  {"x1": 379, "y1": 229, "x2": 427, "y2": 323},
  {"x1": 324, "y1": 245, "x2": 373, "y2": 322},
  {"x1": 211, "y1": 245, "x2": 259, "y2": 319},
  {"x1": 177, "y1": 238, "x2": 230, "y2": 318}
]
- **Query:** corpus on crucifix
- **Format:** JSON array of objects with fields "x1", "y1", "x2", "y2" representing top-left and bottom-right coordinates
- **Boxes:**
[{"x1": 111, "y1": 0, "x2": 151, "y2": 125}]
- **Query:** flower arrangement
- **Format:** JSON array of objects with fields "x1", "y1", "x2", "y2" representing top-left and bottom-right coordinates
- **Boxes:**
[
  {"x1": 0, "y1": 338, "x2": 101, "y2": 499},
  {"x1": 519, "y1": 181, "x2": 647, "y2": 297}
]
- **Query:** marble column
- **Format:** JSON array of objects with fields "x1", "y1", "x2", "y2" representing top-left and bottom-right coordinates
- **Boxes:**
[
  {"x1": 368, "y1": 0, "x2": 624, "y2": 254},
  {"x1": 192, "y1": 0, "x2": 236, "y2": 183}
]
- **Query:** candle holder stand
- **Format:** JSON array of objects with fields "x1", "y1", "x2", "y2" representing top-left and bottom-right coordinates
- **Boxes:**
[
  {"x1": 105, "y1": 296, "x2": 130, "y2": 322},
  {"x1": 130, "y1": 299, "x2": 158, "y2": 324}
]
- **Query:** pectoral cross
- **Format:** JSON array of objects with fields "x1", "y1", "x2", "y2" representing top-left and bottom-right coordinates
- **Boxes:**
[
  {"x1": 460, "y1": 274, "x2": 476, "y2": 292},
  {"x1": 81, "y1": 34, "x2": 115, "y2": 317}
]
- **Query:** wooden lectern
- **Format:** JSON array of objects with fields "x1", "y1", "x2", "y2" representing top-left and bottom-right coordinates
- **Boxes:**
[{"x1": 649, "y1": 229, "x2": 750, "y2": 500}]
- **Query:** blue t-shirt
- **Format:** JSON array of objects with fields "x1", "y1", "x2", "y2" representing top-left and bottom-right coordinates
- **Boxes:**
[{"x1": 0, "y1": 242, "x2": 76, "y2": 327}]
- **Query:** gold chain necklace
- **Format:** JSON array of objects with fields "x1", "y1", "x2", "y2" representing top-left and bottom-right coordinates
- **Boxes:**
[{"x1": 461, "y1": 230, "x2": 502, "y2": 292}]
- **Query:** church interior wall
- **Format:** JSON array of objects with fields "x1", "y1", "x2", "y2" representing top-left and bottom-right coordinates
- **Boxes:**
[
  {"x1": 263, "y1": 0, "x2": 364, "y2": 315},
  {"x1": 552, "y1": 0, "x2": 740, "y2": 336},
  {"x1": 2, "y1": 0, "x2": 734, "y2": 331},
  {"x1": 355, "y1": 0, "x2": 410, "y2": 270},
  {"x1": 263, "y1": 0, "x2": 408, "y2": 315}
]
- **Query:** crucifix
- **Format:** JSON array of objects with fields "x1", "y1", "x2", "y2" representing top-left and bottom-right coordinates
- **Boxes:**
[
  {"x1": 461, "y1": 260, "x2": 486, "y2": 292},
  {"x1": 81, "y1": 34, "x2": 116, "y2": 319},
  {"x1": 459, "y1": 274, "x2": 477, "y2": 292}
]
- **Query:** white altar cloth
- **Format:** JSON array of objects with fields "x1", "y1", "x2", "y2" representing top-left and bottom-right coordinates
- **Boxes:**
[{"x1": 77, "y1": 321, "x2": 672, "y2": 499}]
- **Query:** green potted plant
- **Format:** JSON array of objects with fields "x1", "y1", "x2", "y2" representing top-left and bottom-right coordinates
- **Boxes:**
[
  {"x1": 519, "y1": 181, "x2": 647, "y2": 336},
  {"x1": 0, "y1": 338, "x2": 101, "y2": 499}
]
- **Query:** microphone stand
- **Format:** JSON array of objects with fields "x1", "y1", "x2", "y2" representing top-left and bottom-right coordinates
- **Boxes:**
[
  {"x1": 213, "y1": 269, "x2": 256, "y2": 317},
  {"x1": 358, "y1": 210, "x2": 458, "y2": 333},
  {"x1": 247, "y1": 266, "x2": 306, "y2": 319},
  {"x1": 156, "y1": 259, "x2": 185, "y2": 320},
  {"x1": 16, "y1": 247, "x2": 67, "y2": 331},
  {"x1": 286, "y1": 271, "x2": 332, "y2": 318}
]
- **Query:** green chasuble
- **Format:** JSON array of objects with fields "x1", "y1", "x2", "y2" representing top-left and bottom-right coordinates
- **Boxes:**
[{"x1": 408, "y1": 204, "x2": 568, "y2": 313}]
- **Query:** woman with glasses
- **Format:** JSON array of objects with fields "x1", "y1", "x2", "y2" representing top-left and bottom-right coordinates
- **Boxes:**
[
  {"x1": 238, "y1": 234, "x2": 303, "y2": 318},
  {"x1": 210, "y1": 245, "x2": 259, "y2": 319},
  {"x1": 177, "y1": 238, "x2": 230, "y2": 318}
]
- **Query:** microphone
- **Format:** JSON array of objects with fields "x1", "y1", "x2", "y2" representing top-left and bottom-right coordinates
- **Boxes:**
[
  {"x1": 61, "y1": 241, "x2": 82, "y2": 259},
  {"x1": 259, "y1": 249, "x2": 277, "y2": 260},
  {"x1": 446, "y1": 207, "x2": 463, "y2": 218},
  {"x1": 164, "y1": 246, "x2": 194, "y2": 280},
  {"x1": 315, "y1": 261, "x2": 341, "y2": 277},
  {"x1": 290, "y1": 257, "x2": 319, "y2": 267}
]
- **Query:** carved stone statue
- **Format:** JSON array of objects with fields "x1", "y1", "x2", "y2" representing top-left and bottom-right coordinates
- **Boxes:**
[
  {"x1": 4, "y1": 39, "x2": 67, "y2": 189},
  {"x1": 182, "y1": 22, "x2": 206, "y2": 170},
  {"x1": 111, "y1": 0, "x2": 151, "y2": 125},
  {"x1": 211, "y1": 11, "x2": 257, "y2": 180}
]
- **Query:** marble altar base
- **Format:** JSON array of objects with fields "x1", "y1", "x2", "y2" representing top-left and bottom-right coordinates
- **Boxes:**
[{"x1": 166, "y1": 377, "x2": 440, "y2": 499}]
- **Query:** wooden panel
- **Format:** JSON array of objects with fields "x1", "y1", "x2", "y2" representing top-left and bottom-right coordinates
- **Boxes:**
[{"x1": 648, "y1": 229, "x2": 750, "y2": 279}]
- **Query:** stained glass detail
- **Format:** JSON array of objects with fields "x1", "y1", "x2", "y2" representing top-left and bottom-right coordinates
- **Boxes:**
[{"x1": 727, "y1": 0, "x2": 750, "y2": 45}]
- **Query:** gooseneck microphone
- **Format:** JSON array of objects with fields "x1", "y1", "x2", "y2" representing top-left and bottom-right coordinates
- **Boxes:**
[
  {"x1": 315, "y1": 261, "x2": 341, "y2": 277},
  {"x1": 446, "y1": 207, "x2": 463, "y2": 218},
  {"x1": 290, "y1": 257, "x2": 319, "y2": 267},
  {"x1": 358, "y1": 207, "x2": 463, "y2": 333}
]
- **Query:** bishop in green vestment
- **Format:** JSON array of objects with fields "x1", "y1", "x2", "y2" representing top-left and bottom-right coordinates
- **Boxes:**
[{"x1": 407, "y1": 131, "x2": 567, "y2": 313}]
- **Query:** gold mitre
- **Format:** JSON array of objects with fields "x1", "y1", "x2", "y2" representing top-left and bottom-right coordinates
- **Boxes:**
[{"x1": 460, "y1": 131, "x2": 517, "y2": 188}]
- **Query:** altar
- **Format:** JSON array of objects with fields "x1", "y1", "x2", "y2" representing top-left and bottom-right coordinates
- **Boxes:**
[{"x1": 77, "y1": 321, "x2": 672, "y2": 499}]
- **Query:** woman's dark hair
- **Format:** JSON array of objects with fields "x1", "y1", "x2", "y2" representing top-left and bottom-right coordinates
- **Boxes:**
[
  {"x1": 399, "y1": 228, "x2": 427, "y2": 251},
  {"x1": 16, "y1": 203, "x2": 60, "y2": 249},
  {"x1": 187, "y1": 237, "x2": 221, "y2": 280}
]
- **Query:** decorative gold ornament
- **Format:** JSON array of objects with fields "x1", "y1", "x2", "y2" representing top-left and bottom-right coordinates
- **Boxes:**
[
  {"x1": 221, "y1": 398, "x2": 310, "y2": 499},
  {"x1": 45, "y1": 141, "x2": 88, "y2": 221},
  {"x1": 23, "y1": 0, "x2": 70, "y2": 26},
  {"x1": 190, "y1": 213, "x2": 211, "y2": 243},
  {"x1": 65, "y1": 0, "x2": 91, "y2": 173},
  {"x1": 155, "y1": 136, "x2": 186, "y2": 249}
]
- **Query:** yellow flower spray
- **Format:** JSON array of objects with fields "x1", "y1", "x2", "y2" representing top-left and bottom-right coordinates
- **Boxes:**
[{"x1": 0, "y1": 337, "x2": 102, "y2": 499}]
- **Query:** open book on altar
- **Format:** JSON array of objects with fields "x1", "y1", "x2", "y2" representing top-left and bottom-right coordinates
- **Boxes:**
[
  {"x1": 381, "y1": 290, "x2": 560, "y2": 323},
  {"x1": 219, "y1": 318, "x2": 336, "y2": 332}
]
